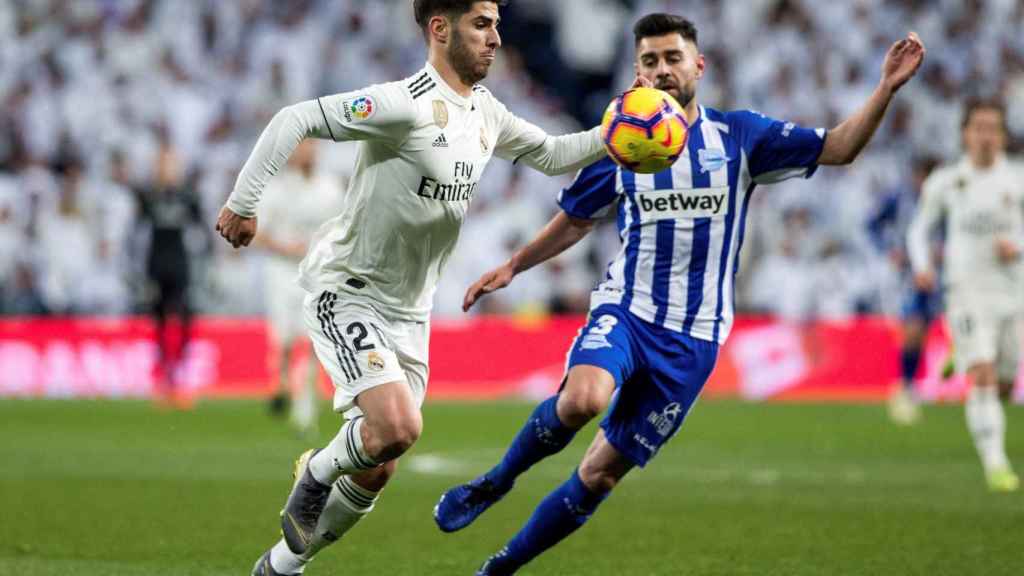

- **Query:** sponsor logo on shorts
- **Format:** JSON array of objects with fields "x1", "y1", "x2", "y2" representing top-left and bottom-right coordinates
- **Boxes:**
[
  {"x1": 580, "y1": 334, "x2": 612, "y2": 350},
  {"x1": 367, "y1": 351, "x2": 386, "y2": 371},
  {"x1": 633, "y1": 433, "x2": 659, "y2": 454},
  {"x1": 647, "y1": 402, "x2": 682, "y2": 437}
]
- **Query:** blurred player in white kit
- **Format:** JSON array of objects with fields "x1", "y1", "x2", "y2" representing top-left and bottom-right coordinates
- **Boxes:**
[
  {"x1": 258, "y1": 140, "x2": 344, "y2": 436},
  {"x1": 908, "y1": 98, "x2": 1023, "y2": 492}
]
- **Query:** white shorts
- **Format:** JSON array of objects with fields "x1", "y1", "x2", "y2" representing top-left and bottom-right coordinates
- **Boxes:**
[
  {"x1": 267, "y1": 271, "x2": 307, "y2": 344},
  {"x1": 303, "y1": 290, "x2": 429, "y2": 417},
  {"x1": 947, "y1": 299, "x2": 1020, "y2": 381}
]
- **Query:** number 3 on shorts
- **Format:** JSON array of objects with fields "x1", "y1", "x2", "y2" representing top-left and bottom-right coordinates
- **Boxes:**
[{"x1": 580, "y1": 314, "x2": 618, "y2": 350}]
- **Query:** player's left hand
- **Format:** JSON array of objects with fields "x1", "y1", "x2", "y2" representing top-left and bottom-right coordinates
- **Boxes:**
[
  {"x1": 880, "y1": 32, "x2": 925, "y2": 93},
  {"x1": 995, "y1": 238, "x2": 1020, "y2": 264},
  {"x1": 216, "y1": 206, "x2": 258, "y2": 249}
]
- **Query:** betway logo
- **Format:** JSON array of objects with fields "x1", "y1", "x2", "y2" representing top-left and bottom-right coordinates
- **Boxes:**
[{"x1": 636, "y1": 187, "x2": 729, "y2": 221}]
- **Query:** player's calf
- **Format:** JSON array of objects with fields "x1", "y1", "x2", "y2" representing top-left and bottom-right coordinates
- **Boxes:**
[{"x1": 477, "y1": 431, "x2": 631, "y2": 574}]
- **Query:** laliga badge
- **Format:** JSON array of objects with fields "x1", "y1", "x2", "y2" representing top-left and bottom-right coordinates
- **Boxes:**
[
  {"x1": 433, "y1": 100, "x2": 449, "y2": 129},
  {"x1": 480, "y1": 127, "x2": 489, "y2": 154}
]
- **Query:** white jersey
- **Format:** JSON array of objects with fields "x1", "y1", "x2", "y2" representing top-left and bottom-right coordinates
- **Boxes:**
[
  {"x1": 260, "y1": 168, "x2": 345, "y2": 279},
  {"x1": 227, "y1": 62, "x2": 604, "y2": 322},
  {"x1": 908, "y1": 156, "x2": 1024, "y2": 306}
]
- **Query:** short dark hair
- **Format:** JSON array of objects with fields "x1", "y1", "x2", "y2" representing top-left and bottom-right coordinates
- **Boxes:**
[
  {"x1": 633, "y1": 13, "x2": 698, "y2": 47},
  {"x1": 961, "y1": 96, "x2": 1007, "y2": 131},
  {"x1": 413, "y1": 0, "x2": 506, "y2": 32}
]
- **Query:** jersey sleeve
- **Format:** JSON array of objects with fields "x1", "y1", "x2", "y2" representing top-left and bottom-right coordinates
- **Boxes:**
[
  {"x1": 556, "y1": 158, "x2": 620, "y2": 220},
  {"x1": 490, "y1": 95, "x2": 606, "y2": 176},
  {"x1": 906, "y1": 170, "x2": 946, "y2": 276},
  {"x1": 731, "y1": 110, "x2": 826, "y2": 184},
  {"x1": 316, "y1": 82, "x2": 415, "y2": 146},
  {"x1": 226, "y1": 82, "x2": 414, "y2": 218}
]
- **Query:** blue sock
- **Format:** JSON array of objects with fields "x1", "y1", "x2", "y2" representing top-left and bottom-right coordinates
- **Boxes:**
[
  {"x1": 484, "y1": 395, "x2": 576, "y2": 491},
  {"x1": 900, "y1": 345, "x2": 921, "y2": 388},
  {"x1": 499, "y1": 470, "x2": 608, "y2": 571}
]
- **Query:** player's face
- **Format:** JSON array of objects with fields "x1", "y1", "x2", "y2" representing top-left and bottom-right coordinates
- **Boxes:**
[
  {"x1": 962, "y1": 108, "x2": 1007, "y2": 165},
  {"x1": 635, "y1": 34, "x2": 704, "y2": 108},
  {"x1": 448, "y1": 2, "x2": 501, "y2": 85}
]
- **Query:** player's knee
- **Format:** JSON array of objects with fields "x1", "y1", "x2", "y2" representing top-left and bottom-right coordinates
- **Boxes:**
[
  {"x1": 577, "y1": 461, "x2": 621, "y2": 494},
  {"x1": 370, "y1": 412, "x2": 422, "y2": 461},
  {"x1": 559, "y1": 374, "x2": 612, "y2": 427}
]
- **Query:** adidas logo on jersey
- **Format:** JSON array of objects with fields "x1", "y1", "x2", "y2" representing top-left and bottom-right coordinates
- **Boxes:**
[{"x1": 432, "y1": 133, "x2": 449, "y2": 148}]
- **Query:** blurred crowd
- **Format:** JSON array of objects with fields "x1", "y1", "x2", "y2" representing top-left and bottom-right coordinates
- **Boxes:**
[{"x1": 1, "y1": 0, "x2": 1022, "y2": 321}]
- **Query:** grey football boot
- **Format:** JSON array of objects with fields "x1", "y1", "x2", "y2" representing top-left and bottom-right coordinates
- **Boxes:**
[{"x1": 280, "y1": 449, "x2": 331, "y2": 555}]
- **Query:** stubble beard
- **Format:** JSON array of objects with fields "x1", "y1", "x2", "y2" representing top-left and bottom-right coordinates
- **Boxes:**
[{"x1": 449, "y1": 28, "x2": 489, "y2": 85}]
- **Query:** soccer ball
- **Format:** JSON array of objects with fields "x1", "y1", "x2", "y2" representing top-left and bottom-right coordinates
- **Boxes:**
[{"x1": 601, "y1": 87, "x2": 688, "y2": 174}]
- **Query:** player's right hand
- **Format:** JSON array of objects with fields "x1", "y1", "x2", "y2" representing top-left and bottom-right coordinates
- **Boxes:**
[
  {"x1": 913, "y1": 271, "x2": 936, "y2": 292},
  {"x1": 215, "y1": 206, "x2": 258, "y2": 249},
  {"x1": 463, "y1": 262, "x2": 515, "y2": 312}
]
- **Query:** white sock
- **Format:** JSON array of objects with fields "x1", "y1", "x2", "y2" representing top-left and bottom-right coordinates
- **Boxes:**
[
  {"x1": 270, "y1": 539, "x2": 307, "y2": 575},
  {"x1": 966, "y1": 386, "x2": 1009, "y2": 472},
  {"x1": 302, "y1": 476, "x2": 381, "y2": 558},
  {"x1": 309, "y1": 418, "x2": 378, "y2": 485}
]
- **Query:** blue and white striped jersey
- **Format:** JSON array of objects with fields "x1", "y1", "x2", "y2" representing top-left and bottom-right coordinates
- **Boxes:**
[{"x1": 558, "y1": 106, "x2": 826, "y2": 344}]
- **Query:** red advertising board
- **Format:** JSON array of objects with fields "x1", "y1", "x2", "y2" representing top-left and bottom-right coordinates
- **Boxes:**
[{"x1": 1, "y1": 316, "x2": 1021, "y2": 403}]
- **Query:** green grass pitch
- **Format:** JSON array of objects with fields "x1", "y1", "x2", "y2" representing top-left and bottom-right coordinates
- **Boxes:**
[{"x1": 1, "y1": 398, "x2": 1020, "y2": 575}]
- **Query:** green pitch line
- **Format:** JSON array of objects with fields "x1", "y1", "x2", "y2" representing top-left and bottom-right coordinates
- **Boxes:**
[{"x1": 0, "y1": 399, "x2": 1019, "y2": 575}]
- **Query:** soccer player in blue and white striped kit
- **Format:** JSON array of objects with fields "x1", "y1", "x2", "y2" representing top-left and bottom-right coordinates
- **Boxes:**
[{"x1": 434, "y1": 14, "x2": 926, "y2": 575}]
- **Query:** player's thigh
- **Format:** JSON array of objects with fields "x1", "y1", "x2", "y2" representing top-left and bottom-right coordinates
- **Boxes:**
[
  {"x1": 600, "y1": 331, "x2": 718, "y2": 468},
  {"x1": 356, "y1": 381, "x2": 422, "y2": 442},
  {"x1": 995, "y1": 314, "x2": 1020, "y2": 383},
  {"x1": 562, "y1": 306, "x2": 639, "y2": 407},
  {"x1": 303, "y1": 291, "x2": 412, "y2": 415},
  {"x1": 947, "y1": 304, "x2": 998, "y2": 374},
  {"x1": 578, "y1": 428, "x2": 635, "y2": 493}
]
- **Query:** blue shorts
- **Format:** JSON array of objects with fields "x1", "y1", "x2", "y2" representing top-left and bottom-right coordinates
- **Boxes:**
[
  {"x1": 565, "y1": 303, "x2": 719, "y2": 467},
  {"x1": 901, "y1": 286, "x2": 941, "y2": 322}
]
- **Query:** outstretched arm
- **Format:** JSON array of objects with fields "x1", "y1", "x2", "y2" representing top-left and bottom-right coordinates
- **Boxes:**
[
  {"x1": 818, "y1": 32, "x2": 925, "y2": 165},
  {"x1": 463, "y1": 212, "x2": 595, "y2": 311},
  {"x1": 217, "y1": 84, "x2": 413, "y2": 248}
]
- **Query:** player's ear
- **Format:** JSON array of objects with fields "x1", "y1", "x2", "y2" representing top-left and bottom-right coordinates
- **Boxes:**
[
  {"x1": 695, "y1": 53, "x2": 706, "y2": 79},
  {"x1": 429, "y1": 15, "x2": 449, "y2": 45}
]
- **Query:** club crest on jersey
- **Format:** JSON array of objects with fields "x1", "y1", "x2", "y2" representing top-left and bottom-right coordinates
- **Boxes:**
[
  {"x1": 697, "y1": 148, "x2": 730, "y2": 173},
  {"x1": 480, "y1": 128, "x2": 489, "y2": 153},
  {"x1": 433, "y1": 100, "x2": 449, "y2": 129},
  {"x1": 342, "y1": 96, "x2": 375, "y2": 122}
]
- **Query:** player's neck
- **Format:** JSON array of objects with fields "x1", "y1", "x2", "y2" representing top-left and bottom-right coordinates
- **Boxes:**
[
  {"x1": 968, "y1": 152, "x2": 1001, "y2": 171},
  {"x1": 682, "y1": 100, "x2": 700, "y2": 126},
  {"x1": 428, "y1": 52, "x2": 474, "y2": 98}
]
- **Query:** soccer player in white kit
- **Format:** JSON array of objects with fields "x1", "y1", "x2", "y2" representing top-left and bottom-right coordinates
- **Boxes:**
[
  {"x1": 215, "y1": 1, "x2": 613, "y2": 574},
  {"x1": 908, "y1": 98, "x2": 1022, "y2": 492},
  {"x1": 257, "y1": 140, "x2": 344, "y2": 437}
]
